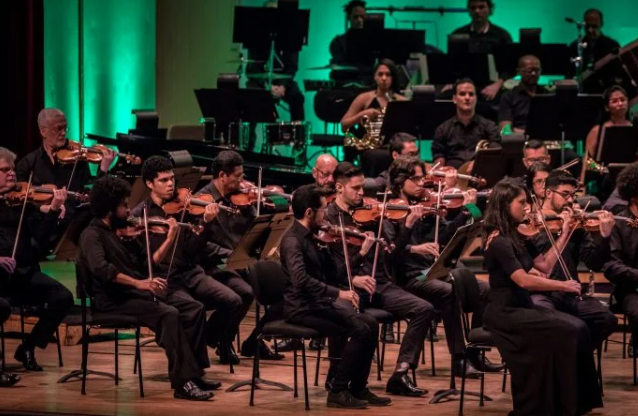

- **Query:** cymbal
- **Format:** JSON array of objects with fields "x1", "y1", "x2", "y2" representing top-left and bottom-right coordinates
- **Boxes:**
[
  {"x1": 307, "y1": 64, "x2": 359, "y2": 71},
  {"x1": 247, "y1": 73, "x2": 293, "y2": 80}
]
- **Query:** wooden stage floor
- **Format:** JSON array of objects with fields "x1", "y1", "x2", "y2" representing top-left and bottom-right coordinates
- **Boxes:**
[{"x1": 1, "y1": 318, "x2": 637, "y2": 416}]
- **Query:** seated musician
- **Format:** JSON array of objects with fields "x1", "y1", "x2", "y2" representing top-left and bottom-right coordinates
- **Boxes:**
[
  {"x1": 312, "y1": 154, "x2": 338, "y2": 192},
  {"x1": 329, "y1": 0, "x2": 371, "y2": 84},
  {"x1": 603, "y1": 163, "x2": 638, "y2": 353},
  {"x1": 432, "y1": 78, "x2": 500, "y2": 169},
  {"x1": 525, "y1": 162, "x2": 551, "y2": 206},
  {"x1": 0, "y1": 147, "x2": 73, "y2": 372},
  {"x1": 450, "y1": 0, "x2": 513, "y2": 101},
  {"x1": 370, "y1": 133, "x2": 419, "y2": 191},
  {"x1": 79, "y1": 176, "x2": 217, "y2": 401},
  {"x1": 340, "y1": 59, "x2": 407, "y2": 175},
  {"x1": 281, "y1": 184, "x2": 391, "y2": 408},
  {"x1": 530, "y1": 169, "x2": 617, "y2": 348},
  {"x1": 388, "y1": 155, "x2": 504, "y2": 377},
  {"x1": 324, "y1": 161, "x2": 434, "y2": 397},
  {"x1": 0, "y1": 296, "x2": 20, "y2": 386},
  {"x1": 196, "y1": 150, "x2": 282, "y2": 361},
  {"x1": 569, "y1": 9, "x2": 620, "y2": 80},
  {"x1": 522, "y1": 139, "x2": 581, "y2": 180},
  {"x1": 498, "y1": 55, "x2": 547, "y2": 134},
  {"x1": 132, "y1": 156, "x2": 243, "y2": 369}
]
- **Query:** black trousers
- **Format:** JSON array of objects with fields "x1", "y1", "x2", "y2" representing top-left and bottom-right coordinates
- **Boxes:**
[
  {"x1": 207, "y1": 268, "x2": 253, "y2": 343},
  {"x1": 171, "y1": 268, "x2": 244, "y2": 348},
  {"x1": 97, "y1": 294, "x2": 208, "y2": 389},
  {"x1": 404, "y1": 277, "x2": 490, "y2": 355},
  {"x1": 4, "y1": 272, "x2": 73, "y2": 349},
  {"x1": 0, "y1": 296, "x2": 10, "y2": 324},
  {"x1": 531, "y1": 292, "x2": 617, "y2": 348},
  {"x1": 620, "y1": 293, "x2": 638, "y2": 336},
  {"x1": 362, "y1": 281, "x2": 435, "y2": 368},
  {"x1": 287, "y1": 300, "x2": 378, "y2": 393}
]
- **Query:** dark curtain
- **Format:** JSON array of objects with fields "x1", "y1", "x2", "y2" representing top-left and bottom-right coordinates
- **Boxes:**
[{"x1": 2, "y1": 0, "x2": 44, "y2": 159}]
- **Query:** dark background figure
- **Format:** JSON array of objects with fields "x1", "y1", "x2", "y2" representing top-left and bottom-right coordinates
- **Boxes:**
[{"x1": 569, "y1": 9, "x2": 620, "y2": 78}]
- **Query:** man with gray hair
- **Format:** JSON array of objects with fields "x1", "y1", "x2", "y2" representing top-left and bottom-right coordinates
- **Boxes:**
[{"x1": 0, "y1": 146, "x2": 73, "y2": 372}]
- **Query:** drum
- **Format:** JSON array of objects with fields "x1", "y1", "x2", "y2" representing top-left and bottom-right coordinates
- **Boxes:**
[{"x1": 263, "y1": 122, "x2": 309, "y2": 147}]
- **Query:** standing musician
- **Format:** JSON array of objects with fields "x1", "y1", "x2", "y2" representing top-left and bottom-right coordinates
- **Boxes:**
[
  {"x1": 0, "y1": 296, "x2": 20, "y2": 386},
  {"x1": 0, "y1": 147, "x2": 73, "y2": 372},
  {"x1": 79, "y1": 176, "x2": 217, "y2": 401},
  {"x1": 196, "y1": 150, "x2": 283, "y2": 361},
  {"x1": 531, "y1": 169, "x2": 617, "y2": 348},
  {"x1": 329, "y1": 0, "x2": 370, "y2": 85},
  {"x1": 281, "y1": 184, "x2": 391, "y2": 408},
  {"x1": 569, "y1": 9, "x2": 620, "y2": 76},
  {"x1": 483, "y1": 178, "x2": 602, "y2": 415},
  {"x1": 432, "y1": 78, "x2": 500, "y2": 170},
  {"x1": 133, "y1": 156, "x2": 243, "y2": 368},
  {"x1": 388, "y1": 156, "x2": 504, "y2": 377},
  {"x1": 324, "y1": 162, "x2": 434, "y2": 397}
]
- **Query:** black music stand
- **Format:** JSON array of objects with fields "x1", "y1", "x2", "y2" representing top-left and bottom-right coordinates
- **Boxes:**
[
  {"x1": 469, "y1": 135, "x2": 526, "y2": 187},
  {"x1": 426, "y1": 52, "x2": 492, "y2": 87},
  {"x1": 428, "y1": 222, "x2": 490, "y2": 405},
  {"x1": 596, "y1": 125, "x2": 638, "y2": 177},
  {"x1": 379, "y1": 100, "x2": 456, "y2": 144}
]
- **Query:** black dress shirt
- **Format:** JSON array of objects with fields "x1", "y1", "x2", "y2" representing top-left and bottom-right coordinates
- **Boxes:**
[
  {"x1": 604, "y1": 208, "x2": 638, "y2": 301},
  {"x1": 281, "y1": 221, "x2": 340, "y2": 318},
  {"x1": 451, "y1": 22, "x2": 513, "y2": 53},
  {"x1": 498, "y1": 85, "x2": 549, "y2": 130},
  {"x1": 79, "y1": 218, "x2": 152, "y2": 308},
  {"x1": 432, "y1": 114, "x2": 501, "y2": 169}
]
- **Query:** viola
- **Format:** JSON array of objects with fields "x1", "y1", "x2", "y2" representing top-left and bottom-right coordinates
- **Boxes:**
[
  {"x1": 351, "y1": 197, "x2": 447, "y2": 225},
  {"x1": 314, "y1": 224, "x2": 387, "y2": 247},
  {"x1": 163, "y1": 188, "x2": 239, "y2": 216},
  {"x1": 1, "y1": 182, "x2": 88, "y2": 206},
  {"x1": 54, "y1": 141, "x2": 141, "y2": 165}
]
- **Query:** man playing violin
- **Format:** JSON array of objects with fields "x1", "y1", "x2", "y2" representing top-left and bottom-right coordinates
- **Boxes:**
[
  {"x1": 79, "y1": 176, "x2": 217, "y2": 401},
  {"x1": 281, "y1": 184, "x2": 391, "y2": 408},
  {"x1": 324, "y1": 161, "x2": 434, "y2": 397},
  {"x1": 0, "y1": 147, "x2": 73, "y2": 372},
  {"x1": 312, "y1": 154, "x2": 338, "y2": 192},
  {"x1": 196, "y1": 150, "x2": 283, "y2": 361},
  {"x1": 133, "y1": 155, "x2": 243, "y2": 369},
  {"x1": 531, "y1": 169, "x2": 617, "y2": 348},
  {"x1": 389, "y1": 155, "x2": 504, "y2": 377}
]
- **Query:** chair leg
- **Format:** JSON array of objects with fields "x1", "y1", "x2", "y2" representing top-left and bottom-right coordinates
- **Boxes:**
[
  {"x1": 396, "y1": 321, "x2": 401, "y2": 343},
  {"x1": 114, "y1": 329, "x2": 120, "y2": 385},
  {"x1": 301, "y1": 341, "x2": 310, "y2": 411},
  {"x1": 376, "y1": 340, "x2": 382, "y2": 381},
  {"x1": 249, "y1": 334, "x2": 261, "y2": 407},
  {"x1": 1, "y1": 323, "x2": 5, "y2": 372},
  {"x1": 502, "y1": 365, "x2": 508, "y2": 393},
  {"x1": 133, "y1": 341, "x2": 138, "y2": 375},
  {"x1": 293, "y1": 342, "x2": 299, "y2": 398},
  {"x1": 623, "y1": 315, "x2": 627, "y2": 359},
  {"x1": 421, "y1": 342, "x2": 426, "y2": 365},
  {"x1": 459, "y1": 352, "x2": 468, "y2": 416},
  {"x1": 81, "y1": 327, "x2": 90, "y2": 395},
  {"x1": 224, "y1": 332, "x2": 234, "y2": 374},
  {"x1": 56, "y1": 328, "x2": 64, "y2": 367},
  {"x1": 430, "y1": 325, "x2": 436, "y2": 377},
  {"x1": 597, "y1": 346, "x2": 603, "y2": 397},
  {"x1": 314, "y1": 343, "x2": 322, "y2": 387},
  {"x1": 236, "y1": 327, "x2": 241, "y2": 354},
  {"x1": 381, "y1": 340, "x2": 386, "y2": 372},
  {"x1": 136, "y1": 329, "x2": 144, "y2": 398},
  {"x1": 20, "y1": 307, "x2": 26, "y2": 345},
  {"x1": 479, "y1": 350, "x2": 486, "y2": 407}
]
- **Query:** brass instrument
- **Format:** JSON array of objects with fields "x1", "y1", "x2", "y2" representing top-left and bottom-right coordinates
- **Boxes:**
[{"x1": 345, "y1": 93, "x2": 392, "y2": 150}]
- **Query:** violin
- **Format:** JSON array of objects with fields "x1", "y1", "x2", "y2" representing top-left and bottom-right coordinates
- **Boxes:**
[
  {"x1": 54, "y1": 141, "x2": 141, "y2": 165},
  {"x1": 517, "y1": 210, "x2": 638, "y2": 238},
  {"x1": 314, "y1": 224, "x2": 388, "y2": 247},
  {"x1": 115, "y1": 216, "x2": 202, "y2": 240},
  {"x1": 425, "y1": 167, "x2": 487, "y2": 188},
  {"x1": 351, "y1": 197, "x2": 447, "y2": 225},
  {"x1": 229, "y1": 180, "x2": 291, "y2": 208},
  {"x1": 163, "y1": 188, "x2": 239, "y2": 216},
  {"x1": 1, "y1": 182, "x2": 88, "y2": 206},
  {"x1": 421, "y1": 188, "x2": 491, "y2": 210}
]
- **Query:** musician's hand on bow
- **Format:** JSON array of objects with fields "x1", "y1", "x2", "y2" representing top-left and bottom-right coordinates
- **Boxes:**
[
  {"x1": 463, "y1": 189, "x2": 477, "y2": 206},
  {"x1": 595, "y1": 210, "x2": 615, "y2": 238},
  {"x1": 339, "y1": 289, "x2": 360, "y2": 309},
  {"x1": 410, "y1": 242, "x2": 440, "y2": 258},
  {"x1": 561, "y1": 280, "x2": 582, "y2": 296},
  {"x1": 137, "y1": 277, "x2": 167, "y2": 295},
  {"x1": 203, "y1": 202, "x2": 220, "y2": 223},
  {"x1": 0, "y1": 257, "x2": 16, "y2": 274},
  {"x1": 359, "y1": 231, "x2": 376, "y2": 256},
  {"x1": 352, "y1": 275, "x2": 376, "y2": 296},
  {"x1": 406, "y1": 204, "x2": 425, "y2": 228}
]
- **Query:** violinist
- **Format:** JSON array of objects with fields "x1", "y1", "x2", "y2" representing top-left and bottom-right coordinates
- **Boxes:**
[
  {"x1": 531, "y1": 169, "x2": 617, "y2": 348},
  {"x1": 521, "y1": 140, "x2": 551, "y2": 170},
  {"x1": 133, "y1": 156, "x2": 242, "y2": 368},
  {"x1": 369, "y1": 133, "x2": 419, "y2": 193},
  {"x1": 325, "y1": 162, "x2": 434, "y2": 397},
  {"x1": 0, "y1": 147, "x2": 73, "y2": 372},
  {"x1": 524, "y1": 162, "x2": 551, "y2": 206},
  {"x1": 312, "y1": 154, "x2": 338, "y2": 192},
  {"x1": 196, "y1": 150, "x2": 283, "y2": 361},
  {"x1": 281, "y1": 184, "x2": 391, "y2": 408},
  {"x1": 603, "y1": 163, "x2": 638, "y2": 355},
  {"x1": 79, "y1": 176, "x2": 217, "y2": 401},
  {"x1": 389, "y1": 156, "x2": 503, "y2": 376},
  {"x1": 482, "y1": 178, "x2": 602, "y2": 415}
]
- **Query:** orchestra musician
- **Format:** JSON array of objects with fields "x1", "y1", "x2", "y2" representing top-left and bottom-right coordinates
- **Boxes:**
[
  {"x1": 389, "y1": 155, "x2": 505, "y2": 377},
  {"x1": 369, "y1": 133, "x2": 419, "y2": 192},
  {"x1": 432, "y1": 78, "x2": 500, "y2": 169},
  {"x1": 329, "y1": 0, "x2": 370, "y2": 84},
  {"x1": 569, "y1": 9, "x2": 620, "y2": 76},
  {"x1": 483, "y1": 178, "x2": 602, "y2": 415},
  {"x1": 525, "y1": 162, "x2": 551, "y2": 205},
  {"x1": 312, "y1": 154, "x2": 338, "y2": 192},
  {"x1": 132, "y1": 155, "x2": 242, "y2": 370},
  {"x1": 530, "y1": 169, "x2": 617, "y2": 348},
  {"x1": 0, "y1": 147, "x2": 73, "y2": 372},
  {"x1": 196, "y1": 150, "x2": 283, "y2": 361},
  {"x1": 0, "y1": 296, "x2": 20, "y2": 387},
  {"x1": 324, "y1": 162, "x2": 434, "y2": 397},
  {"x1": 79, "y1": 176, "x2": 218, "y2": 401},
  {"x1": 281, "y1": 184, "x2": 391, "y2": 408}
]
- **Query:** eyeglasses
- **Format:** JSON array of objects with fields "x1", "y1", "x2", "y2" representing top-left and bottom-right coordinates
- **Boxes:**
[
  {"x1": 520, "y1": 68, "x2": 542, "y2": 75},
  {"x1": 408, "y1": 175, "x2": 427, "y2": 184},
  {"x1": 316, "y1": 169, "x2": 334, "y2": 179},
  {"x1": 0, "y1": 166, "x2": 15, "y2": 174},
  {"x1": 532, "y1": 178, "x2": 546, "y2": 186},
  {"x1": 525, "y1": 156, "x2": 550, "y2": 164},
  {"x1": 550, "y1": 188, "x2": 576, "y2": 200}
]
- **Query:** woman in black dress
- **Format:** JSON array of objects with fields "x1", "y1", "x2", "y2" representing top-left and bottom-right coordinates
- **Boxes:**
[{"x1": 483, "y1": 178, "x2": 602, "y2": 416}]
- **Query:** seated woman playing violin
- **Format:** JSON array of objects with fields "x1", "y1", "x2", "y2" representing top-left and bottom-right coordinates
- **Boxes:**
[{"x1": 528, "y1": 169, "x2": 617, "y2": 349}]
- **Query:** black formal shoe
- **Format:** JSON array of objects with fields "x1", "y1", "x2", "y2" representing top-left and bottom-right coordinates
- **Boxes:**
[
  {"x1": 174, "y1": 381, "x2": 214, "y2": 401},
  {"x1": 0, "y1": 371, "x2": 20, "y2": 387},
  {"x1": 385, "y1": 372, "x2": 427, "y2": 397},
  {"x1": 477, "y1": 356, "x2": 506, "y2": 373},
  {"x1": 453, "y1": 358, "x2": 481, "y2": 379},
  {"x1": 629, "y1": 336, "x2": 634, "y2": 358},
  {"x1": 14, "y1": 344, "x2": 43, "y2": 372},
  {"x1": 193, "y1": 376, "x2": 222, "y2": 391},
  {"x1": 351, "y1": 387, "x2": 392, "y2": 406},
  {"x1": 241, "y1": 340, "x2": 285, "y2": 360},
  {"x1": 309, "y1": 337, "x2": 325, "y2": 351},
  {"x1": 327, "y1": 390, "x2": 368, "y2": 409},
  {"x1": 324, "y1": 377, "x2": 334, "y2": 392},
  {"x1": 216, "y1": 345, "x2": 240, "y2": 365},
  {"x1": 274, "y1": 338, "x2": 302, "y2": 352}
]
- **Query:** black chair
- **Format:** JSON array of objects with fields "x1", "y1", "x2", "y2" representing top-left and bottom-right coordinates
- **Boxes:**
[
  {"x1": 227, "y1": 260, "x2": 323, "y2": 410},
  {"x1": 57, "y1": 260, "x2": 144, "y2": 397},
  {"x1": 606, "y1": 292, "x2": 636, "y2": 385}
]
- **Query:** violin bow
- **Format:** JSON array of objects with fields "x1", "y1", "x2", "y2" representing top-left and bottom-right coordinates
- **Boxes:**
[
  {"x1": 165, "y1": 191, "x2": 190, "y2": 282},
  {"x1": 338, "y1": 212, "x2": 359, "y2": 313},
  {"x1": 256, "y1": 166, "x2": 263, "y2": 217},
  {"x1": 433, "y1": 180, "x2": 442, "y2": 250},
  {"x1": 143, "y1": 205, "x2": 157, "y2": 302},
  {"x1": 369, "y1": 188, "x2": 388, "y2": 301},
  {"x1": 11, "y1": 172, "x2": 33, "y2": 260}
]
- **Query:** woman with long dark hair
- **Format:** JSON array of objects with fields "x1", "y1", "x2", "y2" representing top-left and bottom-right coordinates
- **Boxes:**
[{"x1": 483, "y1": 178, "x2": 602, "y2": 415}]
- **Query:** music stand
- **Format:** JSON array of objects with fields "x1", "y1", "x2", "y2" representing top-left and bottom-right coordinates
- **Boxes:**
[
  {"x1": 597, "y1": 125, "x2": 638, "y2": 180},
  {"x1": 426, "y1": 52, "x2": 492, "y2": 86}
]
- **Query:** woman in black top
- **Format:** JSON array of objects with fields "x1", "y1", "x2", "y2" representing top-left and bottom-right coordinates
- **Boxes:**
[{"x1": 483, "y1": 179, "x2": 602, "y2": 416}]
